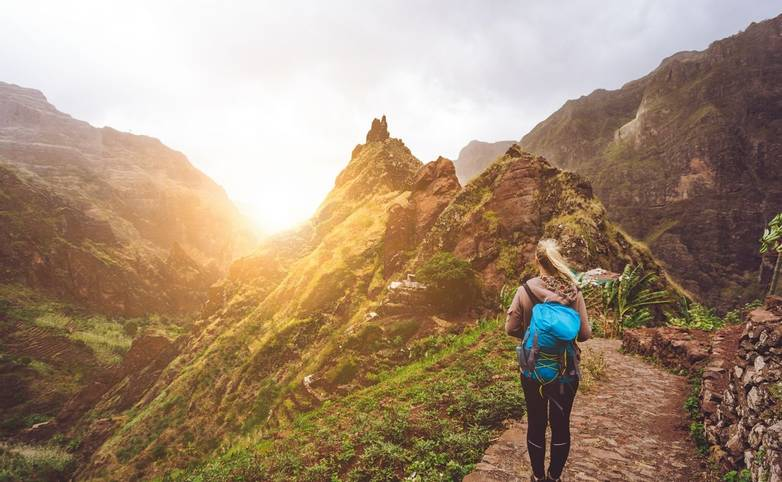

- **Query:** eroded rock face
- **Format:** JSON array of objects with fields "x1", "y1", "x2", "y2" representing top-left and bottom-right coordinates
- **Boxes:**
[
  {"x1": 382, "y1": 157, "x2": 462, "y2": 274},
  {"x1": 521, "y1": 14, "x2": 782, "y2": 310},
  {"x1": 414, "y1": 145, "x2": 658, "y2": 296},
  {"x1": 411, "y1": 156, "x2": 461, "y2": 238}
]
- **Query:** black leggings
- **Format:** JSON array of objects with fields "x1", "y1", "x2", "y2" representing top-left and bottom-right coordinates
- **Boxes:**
[{"x1": 521, "y1": 375, "x2": 579, "y2": 479}]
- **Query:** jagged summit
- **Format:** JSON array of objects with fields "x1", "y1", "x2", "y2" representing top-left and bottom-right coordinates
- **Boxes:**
[{"x1": 365, "y1": 114, "x2": 389, "y2": 143}]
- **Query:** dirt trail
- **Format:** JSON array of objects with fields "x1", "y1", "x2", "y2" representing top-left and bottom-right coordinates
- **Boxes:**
[{"x1": 464, "y1": 338, "x2": 713, "y2": 481}]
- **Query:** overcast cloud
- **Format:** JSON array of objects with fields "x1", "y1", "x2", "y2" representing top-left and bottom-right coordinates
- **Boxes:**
[{"x1": 1, "y1": 1, "x2": 779, "y2": 231}]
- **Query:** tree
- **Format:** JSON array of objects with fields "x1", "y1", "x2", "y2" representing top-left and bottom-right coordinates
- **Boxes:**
[{"x1": 760, "y1": 213, "x2": 782, "y2": 296}]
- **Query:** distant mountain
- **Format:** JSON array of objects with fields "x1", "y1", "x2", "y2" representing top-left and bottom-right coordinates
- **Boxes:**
[
  {"x1": 0, "y1": 81, "x2": 256, "y2": 315},
  {"x1": 73, "y1": 118, "x2": 663, "y2": 481},
  {"x1": 0, "y1": 82, "x2": 256, "y2": 444},
  {"x1": 453, "y1": 139, "x2": 516, "y2": 183},
  {"x1": 521, "y1": 14, "x2": 782, "y2": 309}
]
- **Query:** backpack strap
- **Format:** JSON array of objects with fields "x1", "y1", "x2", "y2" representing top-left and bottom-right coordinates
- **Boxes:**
[{"x1": 522, "y1": 281, "x2": 542, "y2": 306}]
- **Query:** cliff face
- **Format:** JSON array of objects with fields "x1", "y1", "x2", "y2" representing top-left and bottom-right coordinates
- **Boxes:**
[
  {"x1": 73, "y1": 119, "x2": 664, "y2": 481},
  {"x1": 0, "y1": 82, "x2": 255, "y2": 315},
  {"x1": 453, "y1": 139, "x2": 516, "y2": 184},
  {"x1": 521, "y1": 15, "x2": 782, "y2": 310}
]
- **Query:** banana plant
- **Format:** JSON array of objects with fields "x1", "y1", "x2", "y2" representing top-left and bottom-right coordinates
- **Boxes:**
[
  {"x1": 760, "y1": 213, "x2": 782, "y2": 296},
  {"x1": 601, "y1": 264, "x2": 670, "y2": 329}
]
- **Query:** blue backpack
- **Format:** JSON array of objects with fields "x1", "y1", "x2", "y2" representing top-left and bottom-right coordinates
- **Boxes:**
[{"x1": 515, "y1": 282, "x2": 582, "y2": 389}]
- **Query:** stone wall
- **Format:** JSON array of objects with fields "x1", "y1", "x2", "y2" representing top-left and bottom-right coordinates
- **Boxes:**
[{"x1": 622, "y1": 296, "x2": 782, "y2": 481}]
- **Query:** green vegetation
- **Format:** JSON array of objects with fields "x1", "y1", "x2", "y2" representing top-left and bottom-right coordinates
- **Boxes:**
[
  {"x1": 0, "y1": 443, "x2": 74, "y2": 482},
  {"x1": 416, "y1": 252, "x2": 480, "y2": 314},
  {"x1": 683, "y1": 375, "x2": 709, "y2": 456},
  {"x1": 668, "y1": 301, "x2": 725, "y2": 331},
  {"x1": 0, "y1": 283, "x2": 183, "y2": 365},
  {"x1": 167, "y1": 319, "x2": 524, "y2": 481},
  {"x1": 723, "y1": 468, "x2": 752, "y2": 482},
  {"x1": 760, "y1": 212, "x2": 782, "y2": 296},
  {"x1": 583, "y1": 264, "x2": 670, "y2": 336},
  {"x1": 668, "y1": 298, "x2": 762, "y2": 331}
]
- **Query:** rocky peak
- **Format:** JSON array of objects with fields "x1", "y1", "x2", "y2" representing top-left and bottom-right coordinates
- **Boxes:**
[
  {"x1": 365, "y1": 115, "x2": 389, "y2": 143},
  {"x1": 412, "y1": 156, "x2": 459, "y2": 190}
]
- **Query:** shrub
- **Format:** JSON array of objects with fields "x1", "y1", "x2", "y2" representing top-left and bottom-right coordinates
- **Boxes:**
[
  {"x1": 723, "y1": 469, "x2": 752, "y2": 482},
  {"x1": 324, "y1": 356, "x2": 359, "y2": 386},
  {"x1": 668, "y1": 302, "x2": 724, "y2": 331},
  {"x1": 578, "y1": 347, "x2": 607, "y2": 392},
  {"x1": 416, "y1": 252, "x2": 479, "y2": 314},
  {"x1": 723, "y1": 300, "x2": 762, "y2": 325},
  {"x1": 0, "y1": 443, "x2": 74, "y2": 482}
]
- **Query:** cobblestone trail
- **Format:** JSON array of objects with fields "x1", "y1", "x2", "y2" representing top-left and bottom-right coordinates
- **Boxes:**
[{"x1": 464, "y1": 338, "x2": 713, "y2": 481}]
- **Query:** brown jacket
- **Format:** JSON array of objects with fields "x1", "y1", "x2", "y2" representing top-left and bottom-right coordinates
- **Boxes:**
[{"x1": 504, "y1": 276, "x2": 591, "y2": 342}]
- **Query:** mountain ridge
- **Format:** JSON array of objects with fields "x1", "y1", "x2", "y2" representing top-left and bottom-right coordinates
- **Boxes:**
[
  {"x1": 520, "y1": 13, "x2": 782, "y2": 310},
  {"x1": 66, "y1": 118, "x2": 667, "y2": 481}
]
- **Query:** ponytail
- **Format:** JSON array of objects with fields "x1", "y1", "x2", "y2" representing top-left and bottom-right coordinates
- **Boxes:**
[{"x1": 535, "y1": 238, "x2": 577, "y2": 284}]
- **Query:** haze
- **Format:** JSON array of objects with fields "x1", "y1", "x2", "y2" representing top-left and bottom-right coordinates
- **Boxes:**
[{"x1": 1, "y1": 0, "x2": 779, "y2": 232}]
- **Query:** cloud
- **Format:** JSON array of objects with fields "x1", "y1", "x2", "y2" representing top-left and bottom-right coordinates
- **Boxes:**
[{"x1": 0, "y1": 0, "x2": 779, "y2": 230}]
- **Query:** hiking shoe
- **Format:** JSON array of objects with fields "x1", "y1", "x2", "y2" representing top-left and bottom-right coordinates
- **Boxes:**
[
  {"x1": 545, "y1": 471, "x2": 562, "y2": 482},
  {"x1": 530, "y1": 476, "x2": 546, "y2": 482}
]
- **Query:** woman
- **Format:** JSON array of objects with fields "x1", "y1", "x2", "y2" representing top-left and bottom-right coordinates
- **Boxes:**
[{"x1": 505, "y1": 239, "x2": 591, "y2": 482}]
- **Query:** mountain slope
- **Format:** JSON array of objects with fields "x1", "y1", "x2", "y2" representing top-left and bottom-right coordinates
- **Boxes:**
[
  {"x1": 521, "y1": 14, "x2": 782, "y2": 309},
  {"x1": 453, "y1": 139, "x2": 516, "y2": 184},
  {"x1": 0, "y1": 81, "x2": 255, "y2": 316},
  {"x1": 70, "y1": 119, "x2": 663, "y2": 481},
  {"x1": 0, "y1": 82, "x2": 255, "y2": 448}
]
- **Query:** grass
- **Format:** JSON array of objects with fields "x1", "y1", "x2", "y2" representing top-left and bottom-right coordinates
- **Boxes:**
[
  {"x1": 34, "y1": 311, "x2": 132, "y2": 365},
  {"x1": 578, "y1": 346, "x2": 607, "y2": 393},
  {"x1": 683, "y1": 374, "x2": 709, "y2": 456},
  {"x1": 1, "y1": 282, "x2": 183, "y2": 366},
  {"x1": 164, "y1": 318, "x2": 525, "y2": 481},
  {"x1": 0, "y1": 443, "x2": 74, "y2": 482},
  {"x1": 163, "y1": 317, "x2": 615, "y2": 482}
]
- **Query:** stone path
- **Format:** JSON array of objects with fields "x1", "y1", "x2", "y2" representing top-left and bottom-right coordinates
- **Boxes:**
[{"x1": 464, "y1": 338, "x2": 714, "y2": 481}]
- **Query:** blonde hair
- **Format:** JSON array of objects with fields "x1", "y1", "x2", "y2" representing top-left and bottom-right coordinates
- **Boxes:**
[{"x1": 535, "y1": 238, "x2": 577, "y2": 284}]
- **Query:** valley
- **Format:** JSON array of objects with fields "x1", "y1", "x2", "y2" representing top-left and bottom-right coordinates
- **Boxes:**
[{"x1": 1, "y1": 10, "x2": 780, "y2": 482}]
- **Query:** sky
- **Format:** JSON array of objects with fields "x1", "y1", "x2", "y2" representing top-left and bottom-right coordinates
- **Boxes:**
[{"x1": 1, "y1": 1, "x2": 779, "y2": 232}]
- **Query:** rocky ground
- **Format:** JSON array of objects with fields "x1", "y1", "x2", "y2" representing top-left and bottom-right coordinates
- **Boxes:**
[{"x1": 464, "y1": 338, "x2": 713, "y2": 481}]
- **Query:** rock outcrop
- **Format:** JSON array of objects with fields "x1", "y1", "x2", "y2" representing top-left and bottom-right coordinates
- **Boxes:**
[
  {"x1": 365, "y1": 115, "x2": 389, "y2": 143},
  {"x1": 521, "y1": 14, "x2": 782, "y2": 310},
  {"x1": 414, "y1": 144, "x2": 659, "y2": 295},
  {"x1": 383, "y1": 156, "x2": 461, "y2": 274}
]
